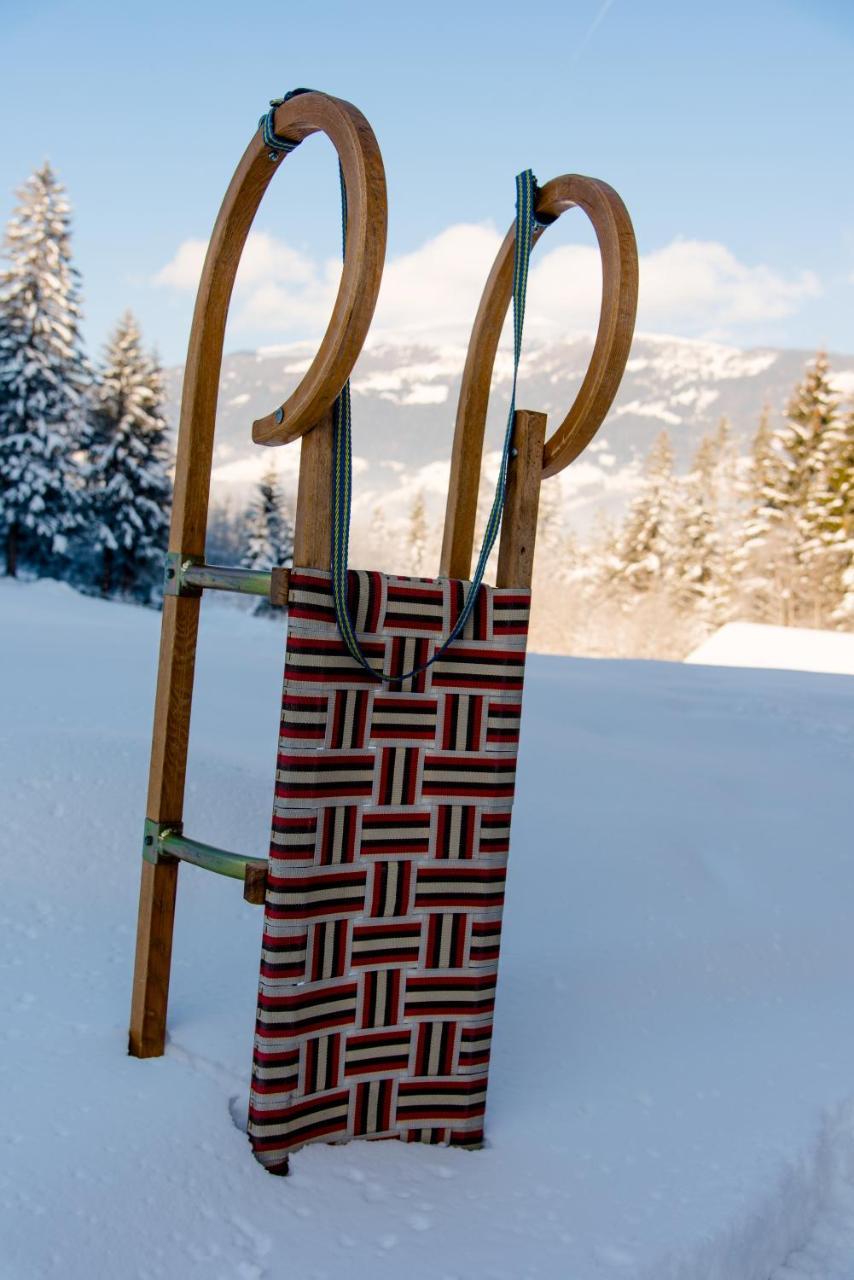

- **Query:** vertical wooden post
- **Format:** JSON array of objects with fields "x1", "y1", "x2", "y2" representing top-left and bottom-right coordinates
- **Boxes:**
[
  {"x1": 128, "y1": 411, "x2": 334, "y2": 1059},
  {"x1": 496, "y1": 410, "x2": 547, "y2": 590},
  {"x1": 129, "y1": 598, "x2": 199, "y2": 1056},
  {"x1": 293, "y1": 410, "x2": 334, "y2": 569}
]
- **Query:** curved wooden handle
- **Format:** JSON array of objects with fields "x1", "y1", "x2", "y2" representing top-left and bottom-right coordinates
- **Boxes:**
[
  {"x1": 440, "y1": 174, "x2": 638, "y2": 578},
  {"x1": 170, "y1": 91, "x2": 386, "y2": 555},
  {"x1": 251, "y1": 94, "x2": 387, "y2": 445}
]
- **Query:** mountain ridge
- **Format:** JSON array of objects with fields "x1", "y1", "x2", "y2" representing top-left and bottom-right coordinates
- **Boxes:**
[{"x1": 164, "y1": 333, "x2": 854, "y2": 529}]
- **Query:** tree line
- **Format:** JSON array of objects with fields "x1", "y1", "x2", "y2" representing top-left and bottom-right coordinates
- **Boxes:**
[
  {"x1": 382, "y1": 353, "x2": 852, "y2": 659},
  {"x1": 1, "y1": 164, "x2": 851, "y2": 651},
  {"x1": 597, "y1": 353, "x2": 853, "y2": 632},
  {"x1": 0, "y1": 163, "x2": 294, "y2": 607},
  {"x1": 515, "y1": 353, "x2": 853, "y2": 658}
]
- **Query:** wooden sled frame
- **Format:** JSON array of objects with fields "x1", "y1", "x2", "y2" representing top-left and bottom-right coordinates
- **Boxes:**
[{"x1": 129, "y1": 90, "x2": 638, "y2": 1061}]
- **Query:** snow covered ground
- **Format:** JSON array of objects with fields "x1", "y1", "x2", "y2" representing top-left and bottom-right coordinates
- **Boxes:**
[
  {"x1": 687, "y1": 622, "x2": 854, "y2": 677},
  {"x1": 1, "y1": 579, "x2": 854, "y2": 1280}
]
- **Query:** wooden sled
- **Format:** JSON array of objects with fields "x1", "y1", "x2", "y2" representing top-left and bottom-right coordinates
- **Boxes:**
[{"x1": 129, "y1": 91, "x2": 638, "y2": 1158}]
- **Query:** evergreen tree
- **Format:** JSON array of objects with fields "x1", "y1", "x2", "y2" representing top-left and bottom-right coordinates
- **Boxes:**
[
  {"x1": 407, "y1": 490, "x2": 428, "y2": 576},
  {"x1": 737, "y1": 405, "x2": 787, "y2": 622},
  {"x1": 587, "y1": 511, "x2": 625, "y2": 598},
  {"x1": 369, "y1": 504, "x2": 389, "y2": 560},
  {"x1": 85, "y1": 312, "x2": 171, "y2": 599},
  {"x1": 617, "y1": 431, "x2": 678, "y2": 594},
  {"x1": 535, "y1": 478, "x2": 574, "y2": 583},
  {"x1": 243, "y1": 465, "x2": 294, "y2": 615},
  {"x1": 206, "y1": 497, "x2": 245, "y2": 566},
  {"x1": 744, "y1": 353, "x2": 842, "y2": 625},
  {"x1": 0, "y1": 163, "x2": 89, "y2": 576},
  {"x1": 672, "y1": 419, "x2": 734, "y2": 624},
  {"x1": 803, "y1": 401, "x2": 854, "y2": 624}
]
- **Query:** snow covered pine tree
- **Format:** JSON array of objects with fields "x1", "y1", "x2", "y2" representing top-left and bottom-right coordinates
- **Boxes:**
[
  {"x1": 617, "y1": 430, "x2": 679, "y2": 594},
  {"x1": 741, "y1": 353, "x2": 851, "y2": 627},
  {"x1": 672, "y1": 420, "x2": 736, "y2": 625},
  {"x1": 85, "y1": 312, "x2": 171, "y2": 600},
  {"x1": 0, "y1": 163, "x2": 89, "y2": 577},
  {"x1": 243, "y1": 465, "x2": 294, "y2": 615}
]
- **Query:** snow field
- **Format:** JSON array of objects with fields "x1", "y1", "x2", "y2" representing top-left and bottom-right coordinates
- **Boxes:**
[
  {"x1": 1, "y1": 580, "x2": 854, "y2": 1278},
  {"x1": 687, "y1": 621, "x2": 854, "y2": 677}
]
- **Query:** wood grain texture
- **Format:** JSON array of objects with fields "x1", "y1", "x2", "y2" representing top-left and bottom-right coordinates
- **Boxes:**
[
  {"x1": 269, "y1": 567, "x2": 291, "y2": 608},
  {"x1": 441, "y1": 174, "x2": 638, "y2": 580},
  {"x1": 145, "y1": 596, "x2": 200, "y2": 818},
  {"x1": 129, "y1": 858, "x2": 179, "y2": 1057},
  {"x1": 496, "y1": 411, "x2": 547, "y2": 590},
  {"x1": 243, "y1": 865, "x2": 268, "y2": 906},
  {"x1": 293, "y1": 409, "x2": 334, "y2": 568},
  {"x1": 130, "y1": 596, "x2": 198, "y2": 1057}
]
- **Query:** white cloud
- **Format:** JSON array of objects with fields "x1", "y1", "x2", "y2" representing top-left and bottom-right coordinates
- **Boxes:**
[
  {"x1": 372, "y1": 225, "x2": 501, "y2": 339},
  {"x1": 153, "y1": 231, "x2": 339, "y2": 335},
  {"x1": 638, "y1": 239, "x2": 820, "y2": 330},
  {"x1": 153, "y1": 239, "x2": 207, "y2": 289},
  {"x1": 154, "y1": 224, "x2": 821, "y2": 348}
]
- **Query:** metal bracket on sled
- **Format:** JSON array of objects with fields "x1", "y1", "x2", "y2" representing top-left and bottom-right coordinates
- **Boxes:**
[
  {"x1": 142, "y1": 818, "x2": 268, "y2": 905},
  {"x1": 163, "y1": 552, "x2": 290, "y2": 605}
]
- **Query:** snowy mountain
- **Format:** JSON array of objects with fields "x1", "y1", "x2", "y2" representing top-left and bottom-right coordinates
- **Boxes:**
[{"x1": 164, "y1": 334, "x2": 854, "y2": 527}]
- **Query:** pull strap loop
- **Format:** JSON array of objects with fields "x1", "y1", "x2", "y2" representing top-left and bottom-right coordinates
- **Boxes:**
[
  {"x1": 259, "y1": 88, "x2": 314, "y2": 160},
  {"x1": 330, "y1": 171, "x2": 540, "y2": 683}
]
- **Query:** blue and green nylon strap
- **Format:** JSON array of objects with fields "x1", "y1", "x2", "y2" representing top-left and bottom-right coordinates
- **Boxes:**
[
  {"x1": 259, "y1": 88, "x2": 313, "y2": 161},
  {"x1": 330, "y1": 168, "x2": 542, "y2": 682},
  {"x1": 255, "y1": 91, "x2": 543, "y2": 680}
]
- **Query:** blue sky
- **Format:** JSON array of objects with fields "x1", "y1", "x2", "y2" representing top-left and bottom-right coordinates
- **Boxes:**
[{"x1": 2, "y1": 0, "x2": 852, "y2": 365}]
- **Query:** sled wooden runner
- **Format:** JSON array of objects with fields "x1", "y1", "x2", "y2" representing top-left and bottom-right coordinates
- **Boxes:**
[
  {"x1": 128, "y1": 89, "x2": 638, "y2": 1165},
  {"x1": 129, "y1": 91, "x2": 388, "y2": 1058}
]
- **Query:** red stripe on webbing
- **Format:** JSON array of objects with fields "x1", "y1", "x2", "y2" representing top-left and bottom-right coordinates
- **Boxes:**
[
  {"x1": 363, "y1": 811, "x2": 430, "y2": 827},
  {"x1": 252, "y1": 1047, "x2": 300, "y2": 1065},
  {"x1": 278, "y1": 752, "x2": 374, "y2": 770},
  {"x1": 250, "y1": 1077, "x2": 299, "y2": 1095},
  {"x1": 353, "y1": 924, "x2": 421, "y2": 941},
  {"x1": 257, "y1": 985, "x2": 357, "y2": 1012},
  {"x1": 266, "y1": 869, "x2": 365, "y2": 889},
  {"x1": 387, "y1": 583, "x2": 443, "y2": 599},
  {"x1": 406, "y1": 973, "x2": 496, "y2": 991},
  {"x1": 432, "y1": 676, "x2": 524, "y2": 692},
  {"x1": 275, "y1": 783, "x2": 373, "y2": 799},
  {"x1": 397, "y1": 1072, "x2": 487, "y2": 1096},
  {"x1": 347, "y1": 1028, "x2": 412, "y2": 1048},
  {"x1": 386, "y1": 615, "x2": 444, "y2": 633},
  {"x1": 422, "y1": 783, "x2": 515, "y2": 798},
  {"x1": 417, "y1": 865, "x2": 506, "y2": 883}
]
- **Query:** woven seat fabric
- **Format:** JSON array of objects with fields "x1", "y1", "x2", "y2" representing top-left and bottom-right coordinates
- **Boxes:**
[{"x1": 248, "y1": 567, "x2": 530, "y2": 1168}]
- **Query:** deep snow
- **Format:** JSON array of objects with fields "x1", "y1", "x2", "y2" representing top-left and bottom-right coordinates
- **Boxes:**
[
  {"x1": 687, "y1": 622, "x2": 854, "y2": 677},
  {"x1": 1, "y1": 580, "x2": 854, "y2": 1279}
]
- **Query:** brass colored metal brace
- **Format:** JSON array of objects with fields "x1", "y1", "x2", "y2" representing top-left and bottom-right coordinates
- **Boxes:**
[
  {"x1": 163, "y1": 552, "x2": 203, "y2": 597},
  {"x1": 163, "y1": 552, "x2": 287, "y2": 603},
  {"x1": 142, "y1": 817, "x2": 182, "y2": 864},
  {"x1": 141, "y1": 818, "x2": 268, "y2": 905}
]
